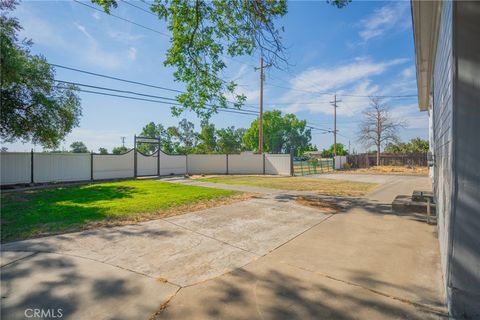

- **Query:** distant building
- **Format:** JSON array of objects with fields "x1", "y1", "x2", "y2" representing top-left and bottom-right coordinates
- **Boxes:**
[{"x1": 411, "y1": 1, "x2": 480, "y2": 317}]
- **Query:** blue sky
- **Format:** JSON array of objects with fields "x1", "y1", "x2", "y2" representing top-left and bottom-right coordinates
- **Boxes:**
[{"x1": 5, "y1": 0, "x2": 427, "y2": 152}]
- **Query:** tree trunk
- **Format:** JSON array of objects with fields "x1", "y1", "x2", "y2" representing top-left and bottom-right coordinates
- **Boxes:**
[{"x1": 376, "y1": 144, "x2": 380, "y2": 166}]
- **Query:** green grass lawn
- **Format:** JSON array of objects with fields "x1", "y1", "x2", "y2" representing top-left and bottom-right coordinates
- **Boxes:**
[
  {"x1": 1, "y1": 180, "x2": 237, "y2": 242},
  {"x1": 197, "y1": 176, "x2": 377, "y2": 197}
]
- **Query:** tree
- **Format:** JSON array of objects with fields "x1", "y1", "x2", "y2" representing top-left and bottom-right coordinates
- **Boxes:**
[
  {"x1": 98, "y1": 147, "x2": 108, "y2": 154},
  {"x1": 217, "y1": 127, "x2": 245, "y2": 154},
  {"x1": 243, "y1": 110, "x2": 311, "y2": 155},
  {"x1": 195, "y1": 121, "x2": 217, "y2": 153},
  {"x1": 112, "y1": 146, "x2": 128, "y2": 154},
  {"x1": 137, "y1": 122, "x2": 173, "y2": 154},
  {"x1": 168, "y1": 118, "x2": 198, "y2": 154},
  {"x1": 384, "y1": 137, "x2": 429, "y2": 154},
  {"x1": 321, "y1": 143, "x2": 348, "y2": 158},
  {"x1": 91, "y1": 0, "x2": 349, "y2": 119},
  {"x1": 70, "y1": 141, "x2": 88, "y2": 153},
  {"x1": 357, "y1": 97, "x2": 404, "y2": 165},
  {"x1": 1, "y1": 1, "x2": 81, "y2": 149}
]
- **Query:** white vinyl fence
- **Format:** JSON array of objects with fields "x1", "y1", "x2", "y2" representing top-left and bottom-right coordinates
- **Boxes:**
[
  {"x1": 0, "y1": 151, "x2": 292, "y2": 186},
  {"x1": 93, "y1": 150, "x2": 134, "y2": 180},
  {"x1": 334, "y1": 155, "x2": 347, "y2": 169}
]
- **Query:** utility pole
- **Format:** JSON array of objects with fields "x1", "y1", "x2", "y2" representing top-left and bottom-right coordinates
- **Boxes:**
[
  {"x1": 121, "y1": 136, "x2": 126, "y2": 147},
  {"x1": 255, "y1": 56, "x2": 271, "y2": 154},
  {"x1": 259, "y1": 56, "x2": 264, "y2": 154},
  {"x1": 330, "y1": 94, "x2": 341, "y2": 157}
]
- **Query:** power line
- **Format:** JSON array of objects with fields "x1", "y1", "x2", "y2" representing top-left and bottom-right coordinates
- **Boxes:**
[
  {"x1": 73, "y1": 0, "x2": 169, "y2": 37},
  {"x1": 51, "y1": 64, "x2": 333, "y2": 131},
  {"x1": 52, "y1": 64, "x2": 184, "y2": 93},
  {"x1": 119, "y1": 0, "x2": 156, "y2": 17},
  {"x1": 51, "y1": 63, "x2": 259, "y2": 111},
  {"x1": 73, "y1": 88, "x2": 260, "y2": 116}
]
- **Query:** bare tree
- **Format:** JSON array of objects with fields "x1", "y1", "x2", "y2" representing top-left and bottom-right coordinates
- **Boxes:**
[{"x1": 358, "y1": 97, "x2": 404, "y2": 165}]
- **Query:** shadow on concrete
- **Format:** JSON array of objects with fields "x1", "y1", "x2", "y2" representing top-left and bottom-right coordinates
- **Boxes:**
[
  {"x1": 0, "y1": 247, "x2": 152, "y2": 320},
  {"x1": 161, "y1": 267, "x2": 443, "y2": 319},
  {"x1": 273, "y1": 193, "x2": 436, "y2": 224}
]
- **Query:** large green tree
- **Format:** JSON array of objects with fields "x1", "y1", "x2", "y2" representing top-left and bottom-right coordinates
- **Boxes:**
[
  {"x1": 70, "y1": 141, "x2": 88, "y2": 153},
  {"x1": 195, "y1": 121, "x2": 217, "y2": 153},
  {"x1": 137, "y1": 122, "x2": 173, "y2": 154},
  {"x1": 321, "y1": 143, "x2": 348, "y2": 158},
  {"x1": 243, "y1": 110, "x2": 311, "y2": 154},
  {"x1": 1, "y1": 1, "x2": 81, "y2": 149},
  {"x1": 384, "y1": 137, "x2": 429, "y2": 154},
  {"x1": 217, "y1": 126, "x2": 245, "y2": 154},
  {"x1": 167, "y1": 118, "x2": 198, "y2": 154},
  {"x1": 91, "y1": 0, "x2": 349, "y2": 119},
  {"x1": 112, "y1": 146, "x2": 128, "y2": 154}
]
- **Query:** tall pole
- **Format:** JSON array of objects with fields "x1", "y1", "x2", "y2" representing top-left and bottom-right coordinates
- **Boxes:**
[
  {"x1": 330, "y1": 94, "x2": 341, "y2": 157},
  {"x1": 259, "y1": 56, "x2": 264, "y2": 154}
]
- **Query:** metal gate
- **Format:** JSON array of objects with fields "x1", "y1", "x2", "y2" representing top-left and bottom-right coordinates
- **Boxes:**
[
  {"x1": 134, "y1": 135, "x2": 161, "y2": 177},
  {"x1": 293, "y1": 158, "x2": 334, "y2": 176}
]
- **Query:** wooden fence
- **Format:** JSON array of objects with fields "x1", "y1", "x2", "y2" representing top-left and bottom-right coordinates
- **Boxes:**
[{"x1": 347, "y1": 153, "x2": 428, "y2": 168}]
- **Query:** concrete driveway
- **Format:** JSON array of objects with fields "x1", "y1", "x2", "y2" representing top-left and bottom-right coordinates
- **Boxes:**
[{"x1": 1, "y1": 174, "x2": 446, "y2": 319}]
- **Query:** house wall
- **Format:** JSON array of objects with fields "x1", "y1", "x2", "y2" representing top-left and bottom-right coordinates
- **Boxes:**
[
  {"x1": 432, "y1": 0, "x2": 454, "y2": 296},
  {"x1": 432, "y1": 1, "x2": 480, "y2": 317},
  {"x1": 449, "y1": 1, "x2": 480, "y2": 316}
]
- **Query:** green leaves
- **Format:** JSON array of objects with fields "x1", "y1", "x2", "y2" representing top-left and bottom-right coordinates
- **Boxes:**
[
  {"x1": 1, "y1": 1, "x2": 82, "y2": 149},
  {"x1": 243, "y1": 110, "x2": 312, "y2": 154}
]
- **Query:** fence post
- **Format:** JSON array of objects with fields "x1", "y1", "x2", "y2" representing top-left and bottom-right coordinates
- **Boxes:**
[
  {"x1": 185, "y1": 154, "x2": 189, "y2": 176},
  {"x1": 157, "y1": 138, "x2": 161, "y2": 176},
  {"x1": 90, "y1": 152, "x2": 93, "y2": 181},
  {"x1": 226, "y1": 154, "x2": 229, "y2": 175},
  {"x1": 290, "y1": 150, "x2": 294, "y2": 176},
  {"x1": 263, "y1": 153, "x2": 266, "y2": 175},
  {"x1": 30, "y1": 149, "x2": 34, "y2": 184},
  {"x1": 300, "y1": 160, "x2": 304, "y2": 176},
  {"x1": 134, "y1": 135, "x2": 137, "y2": 178}
]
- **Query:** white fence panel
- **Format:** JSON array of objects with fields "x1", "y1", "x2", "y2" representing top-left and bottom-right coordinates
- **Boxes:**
[
  {"x1": 1, "y1": 152, "x2": 31, "y2": 185},
  {"x1": 160, "y1": 151, "x2": 186, "y2": 175},
  {"x1": 34, "y1": 153, "x2": 90, "y2": 183},
  {"x1": 228, "y1": 154, "x2": 264, "y2": 174},
  {"x1": 93, "y1": 151, "x2": 134, "y2": 180},
  {"x1": 334, "y1": 156, "x2": 347, "y2": 169},
  {"x1": 265, "y1": 154, "x2": 291, "y2": 175},
  {"x1": 137, "y1": 152, "x2": 158, "y2": 176},
  {"x1": 187, "y1": 154, "x2": 227, "y2": 174}
]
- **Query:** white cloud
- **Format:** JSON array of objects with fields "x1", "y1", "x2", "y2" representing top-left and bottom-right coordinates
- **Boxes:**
[
  {"x1": 107, "y1": 30, "x2": 145, "y2": 42},
  {"x1": 74, "y1": 23, "x2": 127, "y2": 70},
  {"x1": 276, "y1": 58, "x2": 407, "y2": 116},
  {"x1": 15, "y1": 6, "x2": 67, "y2": 48},
  {"x1": 390, "y1": 104, "x2": 428, "y2": 129},
  {"x1": 128, "y1": 47, "x2": 137, "y2": 60},
  {"x1": 92, "y1": 11, "x2": 101, "y2": 20},
  {"x1": 288, "y1": 58, "x2": 407, "y2": 94},
  {"x1": 358, "y1": 2, "x2": 410, "y2": 42}
]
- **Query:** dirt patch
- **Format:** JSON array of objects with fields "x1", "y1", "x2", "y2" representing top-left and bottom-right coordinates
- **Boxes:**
[
  {"x1": 295, "y1": 195, "x2": 344, "y2": 213},
  {"x1": 338, "y1": 166, "x2": 428, "y2": 176}
]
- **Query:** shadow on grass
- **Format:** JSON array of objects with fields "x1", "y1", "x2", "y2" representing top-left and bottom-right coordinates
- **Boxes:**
[{"x1": 1, "y1": 185, "x2": 137, "y2": 243}]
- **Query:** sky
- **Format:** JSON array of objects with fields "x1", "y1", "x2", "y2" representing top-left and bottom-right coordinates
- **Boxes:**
[{"x1": 4, "y1": 0, "x2": 428, "y2": 153}]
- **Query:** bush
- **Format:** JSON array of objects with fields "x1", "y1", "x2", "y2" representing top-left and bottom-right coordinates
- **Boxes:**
[{"x1": 343, "y1": 162, "x2": 352, "y2": 170}]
